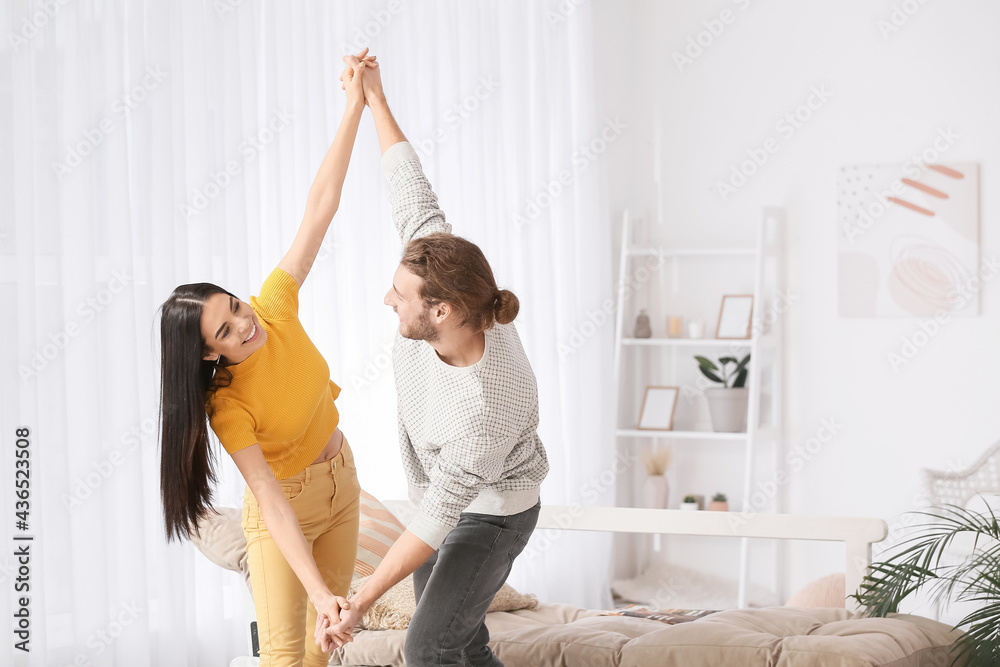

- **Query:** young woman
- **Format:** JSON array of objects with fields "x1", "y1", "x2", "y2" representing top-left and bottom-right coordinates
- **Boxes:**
[{"x1": 157, "y1": 50, "x2": 375, "y2": 667}]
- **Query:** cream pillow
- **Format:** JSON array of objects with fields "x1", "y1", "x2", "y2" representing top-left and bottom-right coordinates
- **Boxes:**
[
  {"x1": 348, "y1": 572, "x2": 539, "y2": 630},
  {"x1": 784, "y1": 572, "x2": 846, "y2": 608},
  {"x1": 188, "y1": 506, "x2": 252, "y2": 592}
]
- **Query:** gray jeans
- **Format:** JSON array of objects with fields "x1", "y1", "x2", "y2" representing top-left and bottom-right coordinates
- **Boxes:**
[{"x1": 404, "y1": 500, "x2": 542, "y2": 667}]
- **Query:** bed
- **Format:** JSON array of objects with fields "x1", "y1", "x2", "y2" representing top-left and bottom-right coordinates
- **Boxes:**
[{"x1": 215, "y1": 503, "x2": 965, "y2": 667}]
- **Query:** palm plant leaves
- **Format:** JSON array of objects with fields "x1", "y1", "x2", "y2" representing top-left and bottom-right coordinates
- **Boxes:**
[{"x1": 851, "y1": 500, "x2": 1000, "y2": 666}]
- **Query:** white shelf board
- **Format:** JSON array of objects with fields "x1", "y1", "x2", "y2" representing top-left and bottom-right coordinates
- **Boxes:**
[
  {"x1": 622, "y1": 338, "x2": 752, "y2": 347},
  {"x1": 627, "y1": 247, "x2": 756, "y2": 258},
  {"x1": 616, "y1": 429, "x2": 748, "y2": 441}
]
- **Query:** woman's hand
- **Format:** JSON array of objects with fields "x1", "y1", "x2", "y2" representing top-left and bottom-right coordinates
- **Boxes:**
[
  {"x1": 311, "y1": 591, "x2": 354, "y2": 651},
  {"x1": 322, "y1": 596, "x2": 365, "y2": 649},
  {"x1": 341, "y1": 48, "x2": 375, "y2": 108},
  {"x1": 340, "y1": 51, "x2": 382, "y2": 107}
]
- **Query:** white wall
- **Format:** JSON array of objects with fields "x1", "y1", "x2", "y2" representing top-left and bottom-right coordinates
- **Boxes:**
[{"x1": 593, "y1": 0, "x2": 1000, "y2": 599}]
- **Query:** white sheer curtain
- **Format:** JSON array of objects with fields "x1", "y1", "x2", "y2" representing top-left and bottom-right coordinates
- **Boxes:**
[{"x1": 2, "y1": 1, "x2": 614, "y2": 664}]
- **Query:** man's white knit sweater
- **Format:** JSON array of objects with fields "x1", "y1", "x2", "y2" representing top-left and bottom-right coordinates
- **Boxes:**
[{"x1": 382, "y1": 141, "x2": 550, "y2": 550}]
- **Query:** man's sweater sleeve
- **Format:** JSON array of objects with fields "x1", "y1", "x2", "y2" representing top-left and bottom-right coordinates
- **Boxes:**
[
  {"x1": 381, "y1": 141, "x2": 452, "y2": 245},
  {"x1": 405, "y1": 426, "x2": 519, "y2": 550}
]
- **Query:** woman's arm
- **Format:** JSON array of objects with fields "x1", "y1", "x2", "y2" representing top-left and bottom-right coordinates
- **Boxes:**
[
  {"x1": 276, "y1": 50, "x2": 372, "y2": 288},
  {"x1": 230, "y1": 445, "x2": 349, "y2": 622}
]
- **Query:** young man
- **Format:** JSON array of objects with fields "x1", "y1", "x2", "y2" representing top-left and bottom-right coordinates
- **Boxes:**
[{"x1": 316, "y1": 57, "x2": 550, "y2": 666}]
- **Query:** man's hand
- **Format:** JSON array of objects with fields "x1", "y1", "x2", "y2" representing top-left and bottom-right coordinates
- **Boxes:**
[
  {"x1": 358, "y1": 57, "x2": 384, "y2": 108},
  {"x1": 318, "y1": 597, "x2": 365, "y2": 650},
  {"x1": 339, "y1": 48, "x2": 377, "y2": 103},
  {"x1": 311, "y1": 592, "x2": 353, "y2": 651},
  {"x1": 341, "y1": 52, "x2": 384, "y2": 108}
]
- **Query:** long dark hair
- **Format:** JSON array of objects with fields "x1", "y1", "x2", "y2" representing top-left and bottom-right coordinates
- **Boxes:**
[
  {"x1": 157, "y1": 282, "x2": 237, "y2": 543},
  {"x1": 401, "y1": 233, "x2": 519, "y2": 333}
]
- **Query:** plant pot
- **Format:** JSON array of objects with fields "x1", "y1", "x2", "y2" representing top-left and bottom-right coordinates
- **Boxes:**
[
  {"x1": 642, "y1": 474, "x2": 670, "y2": 510},
  {"x1": 680, "y1": 502, "x2": 698, "y2": 511},
  {"x1": 708, "y1": 501, "x2": 729, "y2": 511},
  {"x1": 705, "y1": 387, "x2": 749, "y2": 433}
]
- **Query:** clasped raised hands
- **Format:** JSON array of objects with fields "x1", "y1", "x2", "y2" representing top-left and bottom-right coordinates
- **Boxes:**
[{"x1": 340, "y1": 47, "x2": 385, "y2": 108}]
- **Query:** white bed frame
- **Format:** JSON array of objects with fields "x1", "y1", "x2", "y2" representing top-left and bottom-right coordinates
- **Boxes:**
[{"x1": 536, "y1": 505, "x2": 888, "y2": 613}]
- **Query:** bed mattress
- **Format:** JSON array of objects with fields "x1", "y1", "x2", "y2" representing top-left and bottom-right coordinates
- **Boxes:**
[{"x1": 304, "y1": 602, "x2": 962, "y2": 667}]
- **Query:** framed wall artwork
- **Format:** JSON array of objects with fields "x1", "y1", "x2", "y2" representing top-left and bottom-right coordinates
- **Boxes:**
[{"x1": 837, "y1": 162, "x2": 980, "y2": 317}]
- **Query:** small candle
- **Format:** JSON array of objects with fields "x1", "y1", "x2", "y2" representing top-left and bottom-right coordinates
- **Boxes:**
[{"x1": 667, "y1": 316, "x2": 683, "y2": 338}]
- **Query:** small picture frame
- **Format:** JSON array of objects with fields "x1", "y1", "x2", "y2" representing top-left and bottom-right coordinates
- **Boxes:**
[
  {"x1": 637, "y1": 386, "x2": 679, "y2": 431},
  {"x1": 715, "y1": 294, "x2": 754, "y2": 339}
]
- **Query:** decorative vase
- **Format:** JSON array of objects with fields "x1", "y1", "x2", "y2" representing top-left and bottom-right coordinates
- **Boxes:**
[
  {"x1": 680, "y1": 501, "x2": 698, "y2": 511},
  {"x1": 708, "y1": 501, "x2": 729, "y2": 511},
  {"x1": 634, "y1": 310, "x2": 652, "y2": 338},
  {"x1": 705, "y1": 387, "x2": 749, "y2": 433},
  {"x1": 642, "y1": 474, "x2": 669, "y2": 509}
]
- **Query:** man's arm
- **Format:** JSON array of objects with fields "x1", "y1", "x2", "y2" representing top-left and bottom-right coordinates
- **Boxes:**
[
  {"x1": 346, "y1": 418, "x2": 435, "y2": 615},
  {"x1": 351, "y1": 55, "x2": 404, "y2": 155},
  {"x1": 380, "y1": 141, "x2": 452, "y2": 245},
  {"x1": 348, "y1": 531, "x2": 434, "y2": 617},
  {"x1": 353, "y1": 56, "x2": 452, "y2": 244},
  {"x1": 317, "y1": 528, "x2": 432, "y2": 650},
  {"x1": 324, "y1": 428, "x2": 520, "y2": 639},
  {"x1": 369, "y1": 98, "x2": 407, "y2": 155}
]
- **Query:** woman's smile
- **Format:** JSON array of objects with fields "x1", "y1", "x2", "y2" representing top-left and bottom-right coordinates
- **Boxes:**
[{"x1": 243, "y1": 317, "x2": 260, "y2": 344}]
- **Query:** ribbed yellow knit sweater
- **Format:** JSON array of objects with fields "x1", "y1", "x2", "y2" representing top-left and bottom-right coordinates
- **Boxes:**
[{"x1": 205, "y1": 267, "x2": 341, "y2": 480}]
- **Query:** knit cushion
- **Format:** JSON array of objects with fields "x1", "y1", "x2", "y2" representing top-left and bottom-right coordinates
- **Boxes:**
[{"x1": 348, "y1": 572, "x2": 540, "y2": 630}]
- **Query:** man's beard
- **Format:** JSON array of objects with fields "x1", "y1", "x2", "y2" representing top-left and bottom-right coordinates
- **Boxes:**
[{"x1": 400, "y1": 307, "x2": 439, "y2": 342}]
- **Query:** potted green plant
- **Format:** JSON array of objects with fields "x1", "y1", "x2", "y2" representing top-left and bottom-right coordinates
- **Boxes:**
[
  {"x1": 852, "y1": 502, "x2": 1000, "y2": 666},
  {"x1": 681, "y1": 494, "x2": 698, "y2": 511},
  {"x1": 709, "y1": 492, "x2": 729, "y2": 511},
  {"x1": 695, "y1": 354, "x2": 750, "y2": 432}
]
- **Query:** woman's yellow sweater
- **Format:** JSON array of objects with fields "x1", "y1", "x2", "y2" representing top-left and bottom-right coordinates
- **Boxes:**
[{"x1": 205, "y1": 268, "x2": 341, "y2": 480}]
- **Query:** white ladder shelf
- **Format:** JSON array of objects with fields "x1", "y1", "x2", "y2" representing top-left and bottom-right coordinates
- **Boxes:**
[{"x1": 611, "y1": 207, "x2": 786, "y2": 608}]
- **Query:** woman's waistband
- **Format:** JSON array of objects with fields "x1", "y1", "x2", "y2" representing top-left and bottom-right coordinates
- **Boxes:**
[{"x1": 290, "y1": 435, "x2": 352, "y2": 478}]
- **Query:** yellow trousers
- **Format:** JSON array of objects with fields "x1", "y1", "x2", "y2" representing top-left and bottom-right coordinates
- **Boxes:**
[{"x1": 241, "y1": 438, "x2": 361, "y2": 667}]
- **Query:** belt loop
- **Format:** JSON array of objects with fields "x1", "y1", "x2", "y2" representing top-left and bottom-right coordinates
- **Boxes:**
[{"x1": 305, "y1": 466, "x2": 311, "y2": 484}]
